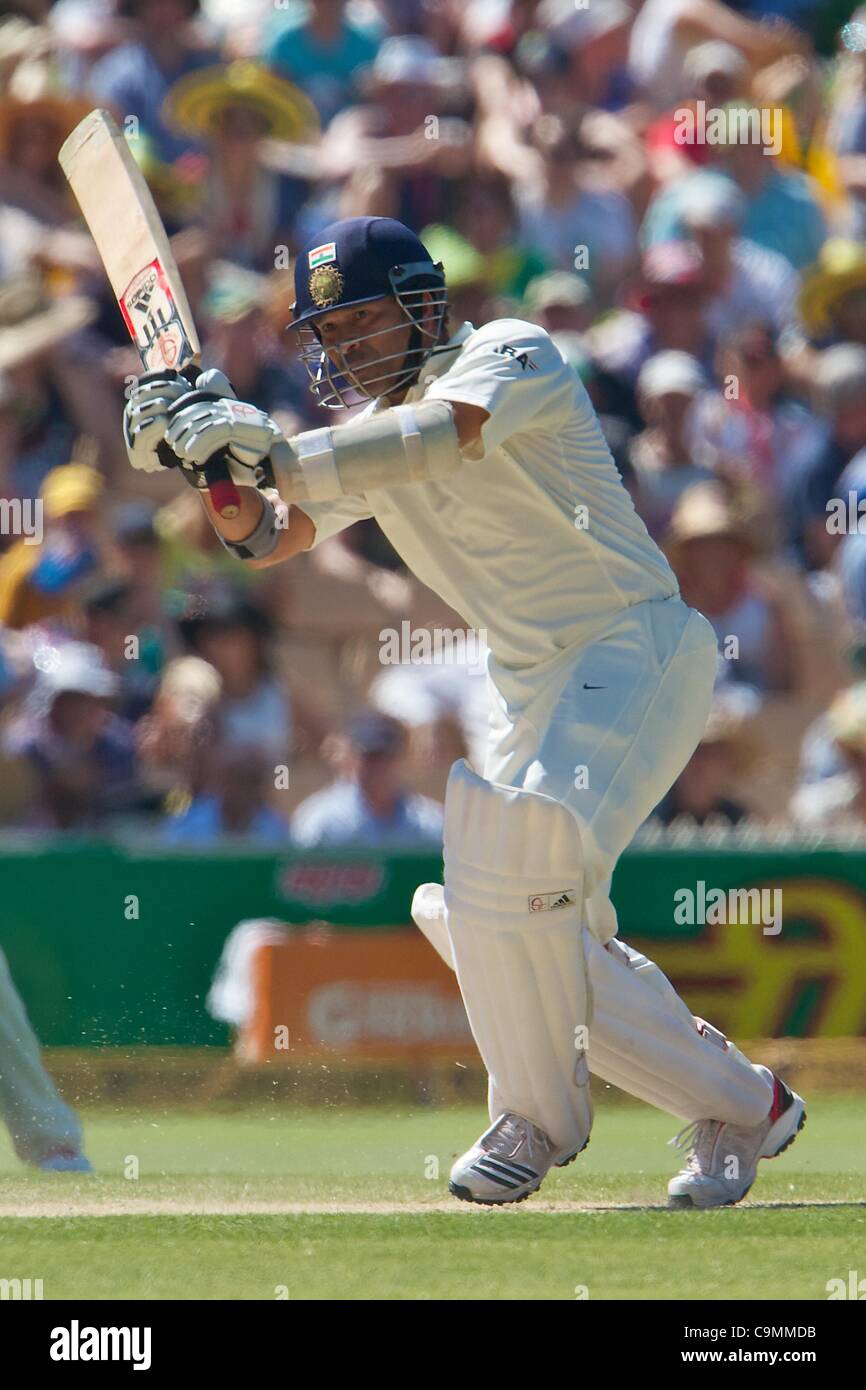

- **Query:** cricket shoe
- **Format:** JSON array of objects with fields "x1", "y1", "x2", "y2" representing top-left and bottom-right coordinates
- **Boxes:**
[
  {"x1": 36, "y1": 1148, "x2": 92, "y2": 1173},
  {"x1": 667, "y1": 1071, "x2": 806, "y2": 1209},
  {"x1": 449, "y1": 1112, "x2": 567, "y2": 1205}
]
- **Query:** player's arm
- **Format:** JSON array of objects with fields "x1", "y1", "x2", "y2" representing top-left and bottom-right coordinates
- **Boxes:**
[
  {"x1": 196, "y1": 401, "x2": 486, "y2": 568},
  {"x1": 164, "y1": 389, "x2": 490, "y2": 508},
  {"x1": 198, "y1": 487, "x2": 315, "y2": 569}
]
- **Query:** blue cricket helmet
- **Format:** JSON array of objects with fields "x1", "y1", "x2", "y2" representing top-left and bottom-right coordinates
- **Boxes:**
[{"x1": 289, "y1": 216, "x2": 444, "y2": 328}]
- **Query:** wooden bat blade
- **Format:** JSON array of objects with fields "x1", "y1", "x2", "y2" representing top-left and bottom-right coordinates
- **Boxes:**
[
  {"x1": 59, "y1": 108, "x2": 200, "y2": 372},
  {"x1": 59, "y1": 109, "x2": 240, "y2": 519}
]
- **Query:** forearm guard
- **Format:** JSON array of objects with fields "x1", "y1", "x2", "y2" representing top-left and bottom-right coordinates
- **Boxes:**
[{"x1": 269, "y1": 399, "x2": 463, "y2": 502}]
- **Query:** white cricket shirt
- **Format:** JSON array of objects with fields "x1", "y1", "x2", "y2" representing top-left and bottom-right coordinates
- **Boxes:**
[{"x1": 296, "y1": 319, "x2": 679, "y2": 683}]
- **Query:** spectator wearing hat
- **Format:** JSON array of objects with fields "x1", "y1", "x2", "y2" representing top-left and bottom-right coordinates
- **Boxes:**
[
  {"x1": 645, "y1": 40, "x2": 750, "y2": 185},
  {"x1": 290, "y1": 711, "x2": 444, "y2": 850},
  {"x1": 88, "y1": 0, "x2": 219, "y2": 164},
  {"x1": 0, "y1": 56, "x2": 92, "y2": 225},
  {"x1": 0, "y1": 458, "x2": 103, "y2": 631},
  {"x1": 630, "y1": 351, "x2": 715, "y2": 537},
  {"x1": 798, "y1": 238, "x2": 866, "y2": 349},
  {"x1": 2, "y1": 639, "x2": 142, "y2": 828},
  {"x1": 646, "y1": 172, "x2": 800, "y2": 339},
  {"x1": 292, "y1": 35, "x2": 469, "y2": 241},
  {"x1": 522, "y1": 270, "x2": 593, "y2": 336},
  {"x1": 627, "y1": 0, "x2": 805, "y2": 114},
  {"x1": 538, "y1": 0, "x2": 635, "y2": 113},
  {"x1": 665, "y1": 481, "x2": 797, "y2": 695},
  {"x1": 136, "y1": 652, "x2": 221, "y2": 815},
  {"x1": 162, "y1": 60, "x2": 318, "y2": 270}
]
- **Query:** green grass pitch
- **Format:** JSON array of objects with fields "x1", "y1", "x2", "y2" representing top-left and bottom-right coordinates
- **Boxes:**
[{"x1": 0, "y1": 1097, "x2": 863, "y2": 1300}]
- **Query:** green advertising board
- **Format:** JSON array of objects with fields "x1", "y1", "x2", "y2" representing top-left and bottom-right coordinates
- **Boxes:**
[{"x1": 0, "y1": 836, "x2": 864, "y2": 1044}]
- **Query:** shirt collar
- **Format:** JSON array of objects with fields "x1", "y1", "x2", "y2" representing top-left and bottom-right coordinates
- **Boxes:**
[{"x1": 369, "y1": 321, "x2": 473, "y2": 409}]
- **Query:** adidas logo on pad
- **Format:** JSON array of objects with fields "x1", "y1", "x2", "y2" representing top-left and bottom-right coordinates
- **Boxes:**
[{"x1": 528, "y1": 891, "x2": 575, "y2": 912}]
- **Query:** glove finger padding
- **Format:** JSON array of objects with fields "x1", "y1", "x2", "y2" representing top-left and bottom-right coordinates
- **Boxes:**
[
  {"x1": 165, "y1": 393, "x2": 280, "y2": 470},
  {"x1": 123, "y1": 370, "x2": 192, "y2": 474}
]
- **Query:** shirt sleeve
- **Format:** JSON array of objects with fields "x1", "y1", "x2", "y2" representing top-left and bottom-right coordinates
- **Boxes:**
[
  {"x1": 293, "y1": 492, "x2": 375, "y2": 547},
  {"x1": 423, "y1": 319, "x2": 574, "y2": 459}
]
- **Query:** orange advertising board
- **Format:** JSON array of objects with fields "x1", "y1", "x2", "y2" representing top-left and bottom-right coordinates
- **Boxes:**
[{"x1": 243, "y1": 931, "x2": 477, "y2": 1062}]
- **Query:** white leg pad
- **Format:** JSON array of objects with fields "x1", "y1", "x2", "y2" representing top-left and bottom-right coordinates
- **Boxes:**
[
  {"x1": 585, "y1": 934, "x2": 773, "y2": 1126},
  {"x1": 442, "y1": 759, "x2": 592, "y2": 1158},
  {"x1": 412, "y1": 880, "x2": 772, "y2": 1127}
]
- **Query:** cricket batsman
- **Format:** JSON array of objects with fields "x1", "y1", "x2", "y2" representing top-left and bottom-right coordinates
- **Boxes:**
[{"x1": 123, "y1": 216, "x2": 805, "y2": 1207}]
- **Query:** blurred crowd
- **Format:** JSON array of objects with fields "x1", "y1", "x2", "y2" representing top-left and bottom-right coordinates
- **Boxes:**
[{"x1": 5, "y1": 0, "x2": 866, "y2": 841}]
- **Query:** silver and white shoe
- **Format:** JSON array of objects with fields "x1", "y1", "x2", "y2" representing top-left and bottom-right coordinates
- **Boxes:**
[
  {"x1": 449, "y1": 1112, "x2": 562, "y2": 1205},
  {"x1": 667, "y1": 1071, "x2": 806, "y2": 1209}
]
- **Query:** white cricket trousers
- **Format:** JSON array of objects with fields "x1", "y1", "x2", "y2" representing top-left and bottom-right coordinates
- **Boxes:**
[{"x1": 481, "y1": 593, "x2": 773, "y2": 1127}]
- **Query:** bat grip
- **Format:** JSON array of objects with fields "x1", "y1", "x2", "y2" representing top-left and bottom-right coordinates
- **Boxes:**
[{"x1": 204, "y1": 452, "x2": 241, "y2": 520}]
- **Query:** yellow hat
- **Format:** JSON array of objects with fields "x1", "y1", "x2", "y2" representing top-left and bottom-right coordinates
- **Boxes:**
[
  {"x1": 41, "y1": 461, "x2": 104, "y2": 518},
  {"x1": 799, "y1": 239, "x2": 866, "y2": 338},
  {"x1": 164, "y1": 61, "x2": 319, "y2": 143}
]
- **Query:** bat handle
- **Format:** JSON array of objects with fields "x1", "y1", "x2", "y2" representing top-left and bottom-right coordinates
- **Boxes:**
[{"x1": 203, "y1": 452, "x2": 241, "y2": 519}]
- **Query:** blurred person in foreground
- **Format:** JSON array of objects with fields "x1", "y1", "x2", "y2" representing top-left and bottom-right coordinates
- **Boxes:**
[
  {"x1": 122, "y1": 214, "x2": 805, "y2": 1210},
  {"x1": 290, "y1": 711, "x2": 444, "y2": 851},
  {"x1": 0, "y1": 945, "x2": 90, "y2": 1172}
]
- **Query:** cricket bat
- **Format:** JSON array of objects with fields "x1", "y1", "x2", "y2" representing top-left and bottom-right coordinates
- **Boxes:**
[{"x1": 58, "y1": 108, "x2": 240, "y2": 518}]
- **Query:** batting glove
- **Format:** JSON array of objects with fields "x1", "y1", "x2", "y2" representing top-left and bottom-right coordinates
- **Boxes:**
[
  {"x1": 165, "y1": 394, "x2": 282, "y2": 473},
  {"x1": 122, "y1": 370, "x2": 190, "y2": 473}
]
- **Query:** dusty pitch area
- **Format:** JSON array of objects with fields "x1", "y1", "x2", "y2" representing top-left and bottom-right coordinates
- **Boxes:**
[{"x1": 0, "y1": 1195, "x2": 861, "y2": 1218}]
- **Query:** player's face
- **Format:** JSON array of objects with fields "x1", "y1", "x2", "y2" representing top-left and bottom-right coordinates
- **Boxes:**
[{"x1": 314, "y1": 297, "x2": 412, "y2": 386}]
